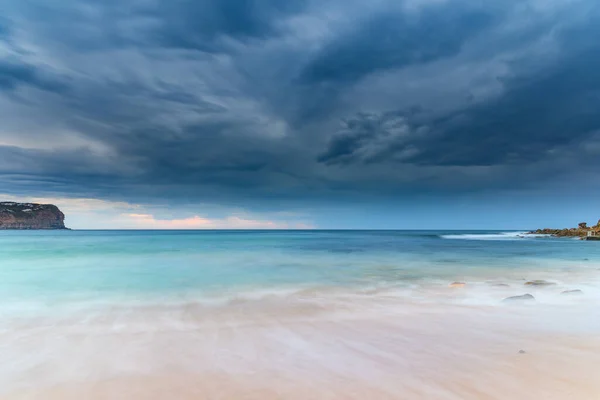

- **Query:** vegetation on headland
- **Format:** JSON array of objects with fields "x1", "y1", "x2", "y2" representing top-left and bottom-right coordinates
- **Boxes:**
[{"x1": 0, "y1": 202, "x2": 67, "y2": 230}]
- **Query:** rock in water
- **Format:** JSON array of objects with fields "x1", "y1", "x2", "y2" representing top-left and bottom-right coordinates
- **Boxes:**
[
  {"x1": 561, "y1": 289, "x2": 583, "y2": 295},
  {"x1": 524, "y1": 280, "x2": 556, "y2": 287},
  {"x1": 503, "y1": 294, "x2": 535, "y2": 302},
  {"x1": 449, "y1": 282, "x2": 466, "y2": 288},
  {"x1": 0, "y1": 202, "x2": 67, "y2": 230}
]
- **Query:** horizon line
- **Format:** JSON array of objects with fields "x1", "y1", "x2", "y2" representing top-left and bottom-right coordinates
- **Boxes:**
[{"x1": 14, "y1": 228, "x2": 534, "y2": 232}]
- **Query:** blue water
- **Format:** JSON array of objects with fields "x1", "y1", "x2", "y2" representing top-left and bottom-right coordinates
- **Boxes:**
[
  {"x1": 3, "y1": 230, "x2": 600, "y2": 396},
  {"x1": 1, "y1": 230, "x2": 599, "y2": 314}
]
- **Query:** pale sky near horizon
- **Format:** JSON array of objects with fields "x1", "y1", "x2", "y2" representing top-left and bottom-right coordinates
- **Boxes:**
[{"x1": 1, "y1": 0, "x2": 600, "y2": 229}]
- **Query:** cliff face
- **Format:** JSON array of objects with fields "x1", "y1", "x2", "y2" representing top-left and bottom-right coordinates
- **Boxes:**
[{"x1": 0, "y1": 202, "x2": 67, "y2": 230}]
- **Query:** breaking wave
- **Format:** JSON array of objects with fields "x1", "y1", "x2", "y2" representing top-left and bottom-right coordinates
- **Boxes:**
[{"x1": 439, "y1": 231, "x2": 534, "y2": 240}]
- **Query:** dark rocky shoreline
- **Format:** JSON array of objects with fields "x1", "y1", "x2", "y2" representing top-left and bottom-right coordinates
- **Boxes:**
[
  {"x1": 0, "y1": 202, "x2": 67, "y2": 230},
  {"x1": 529, "y1": 220, "x2": 600, "y2": 239}
]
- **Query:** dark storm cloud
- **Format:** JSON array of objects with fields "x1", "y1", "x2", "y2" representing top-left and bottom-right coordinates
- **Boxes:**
[
  {"x1": 415, "y1": 48, "x2": 600, "y2": 166},
  {"x1": 0, "y1": 61, "x2": 68, "y2": 92},
  {"x1": 299, "y1": 2, "x2": 496, "y2": 85},
  {"x1": 150, "y1": 0, "x2": 308, "y2": 51},
  {"x1": 319, "y1": 6, "x2": 600, "y2": 168},
  {"x1": 6, "y1": 0, "x2": 307, "y2": 53},
  {"x1": 0, "y1": 22, "x2": 67, "y2": 93},
  {"x1": 0, "y1": 21, "x2": 8, "y2": 38},
  {"x1": 317, "y1": 110, "x2": 426, "y2": 165},
  {"x1": 0, "y1": 61, "x2": 41, "y2": 90},
  {"x1": 1, "y1": 0, "x2": 599, "y2": 208}
]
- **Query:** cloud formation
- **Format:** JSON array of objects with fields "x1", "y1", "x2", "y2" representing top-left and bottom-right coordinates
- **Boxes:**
[{"x1": 1, "y1": 0, "x2": 599, "y2": 222}]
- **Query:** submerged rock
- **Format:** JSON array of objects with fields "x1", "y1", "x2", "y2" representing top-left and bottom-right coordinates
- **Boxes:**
[
  {"x1": 491, "y1": 283, "x2": 510, "y2": 287},
  {"x1": 524, "y1": 280, "x2": 555, "y2": 287},
  {"x1": 449, "y1": 282, "x2": 466, "y2": 288},
  {"x1": 561, "y1": 289, "x2": 583, "y2": 295},
  {"x1": 0, "y1": 202, "x2": 67, "y2": 230},
  {"x1": 519, "y1": 350, "x2": 526, "y2": 354},
  {"x1": 503, "y1": 294, "x2": 535, "y2": 302}
]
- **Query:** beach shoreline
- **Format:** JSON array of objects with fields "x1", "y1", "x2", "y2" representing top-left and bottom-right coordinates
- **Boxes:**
[{"x1": 3, "y1": 294, "x2": 600, "y2": 399}]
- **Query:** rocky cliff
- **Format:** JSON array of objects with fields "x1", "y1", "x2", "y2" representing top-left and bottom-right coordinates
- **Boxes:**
[{"x1": 0, "y1": 202, "x2": 67, "y2": 230}]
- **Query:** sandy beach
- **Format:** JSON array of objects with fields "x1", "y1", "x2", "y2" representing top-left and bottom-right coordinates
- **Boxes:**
[{"x1": 3, "y1": 292, "x2": 600, "y2": 400}]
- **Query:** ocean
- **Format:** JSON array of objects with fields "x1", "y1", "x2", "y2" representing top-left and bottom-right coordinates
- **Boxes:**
[{"x1": 2, "y1": 230, "x2": 600, "y2": 399}]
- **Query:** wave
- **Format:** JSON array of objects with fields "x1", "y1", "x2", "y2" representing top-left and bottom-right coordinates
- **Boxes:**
[{"x1": 439, "y1": 231, "x2": 533, "y2": 241}]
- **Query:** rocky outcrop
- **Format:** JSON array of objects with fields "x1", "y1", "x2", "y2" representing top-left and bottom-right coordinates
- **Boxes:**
[
  {"x1": 524, "y1": 280, "x2": 556, "y2": 287},
  {"x1": 530, "y1": 219, "x2": 600, "y2": 239},
  {"x1": 0, "y1": 202, "x2": 67, "y2": 230},
  {"x1": 503, "y1": 294, "x2": 535, "y2": 302}
]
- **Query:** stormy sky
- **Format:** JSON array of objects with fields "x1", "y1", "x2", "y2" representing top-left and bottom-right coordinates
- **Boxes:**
[{"x1": 1, "y1": 0, "x2": 600, "y2": 229}]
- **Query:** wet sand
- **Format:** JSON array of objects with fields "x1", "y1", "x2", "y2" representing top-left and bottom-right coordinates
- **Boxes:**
[{"x1": 3, "y1": 294, "x2": 600, "y2": 399}]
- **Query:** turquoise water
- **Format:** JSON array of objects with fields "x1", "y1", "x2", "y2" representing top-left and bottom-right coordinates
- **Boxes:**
[
  {"x1": 3, "y1": 230, "x2": 600, "y2": 397},
  {"x1": 1, "y1": 230, "x2": 600, "y2": 315}
]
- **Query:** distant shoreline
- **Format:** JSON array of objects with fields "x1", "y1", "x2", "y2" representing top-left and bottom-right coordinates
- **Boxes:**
[{"x1": 529, "y1": 220, "x2": 600, "y2": 239}]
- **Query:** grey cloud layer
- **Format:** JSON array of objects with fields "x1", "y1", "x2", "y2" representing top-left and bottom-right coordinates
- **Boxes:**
[{"x1": 0, "y1": 0, "x2": 599, "y2": 207}]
